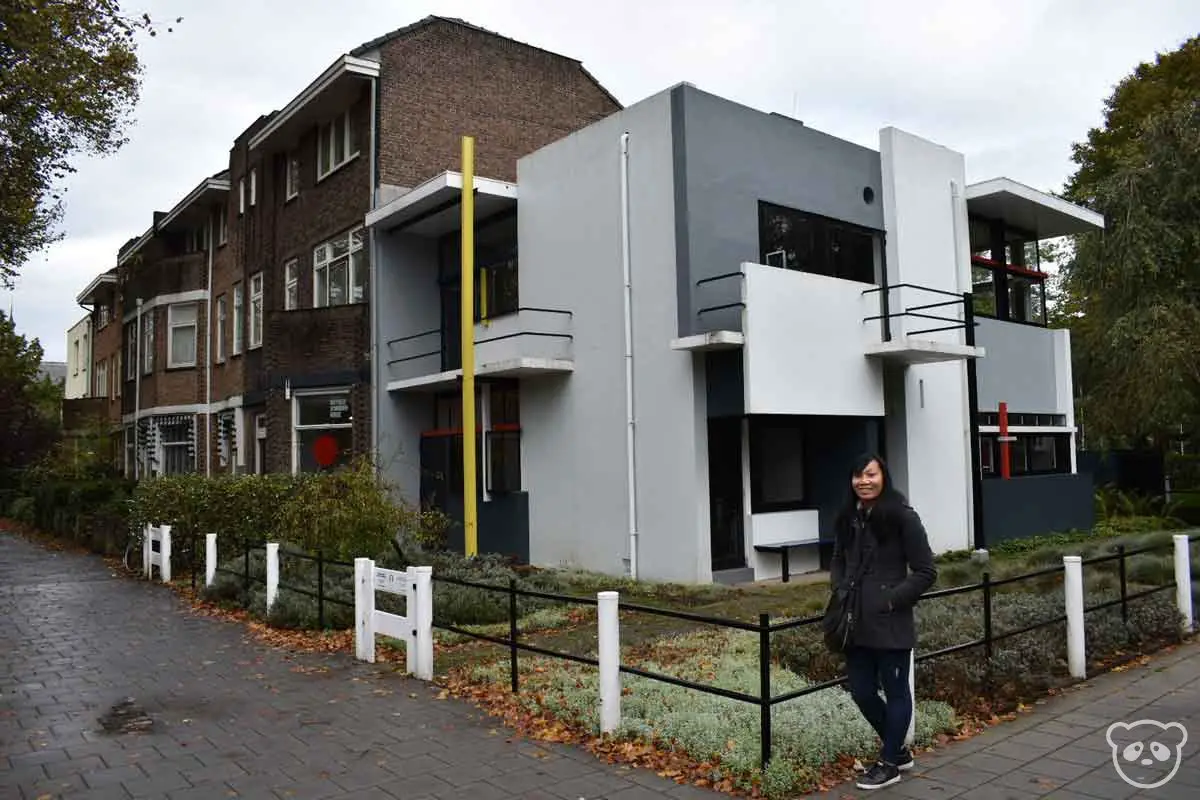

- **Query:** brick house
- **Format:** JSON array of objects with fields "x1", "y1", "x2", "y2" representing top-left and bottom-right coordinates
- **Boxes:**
[{"x1": 72, "y1": 15, "x2": 621, "y2": 478}]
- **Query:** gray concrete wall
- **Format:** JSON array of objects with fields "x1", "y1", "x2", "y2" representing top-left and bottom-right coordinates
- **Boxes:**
[
  {"x1": 974, "y1": 318, "x2": 1066, "y2": 414},
  {"x1": 516, "y1": 87, "x2": 712, "y2": 582},
  {"x1": 374, "y1": 231, "x2": 441, "y2": 505},
  {"x1": 675, "y1": 84, "x2": 884, "y2": 337}
]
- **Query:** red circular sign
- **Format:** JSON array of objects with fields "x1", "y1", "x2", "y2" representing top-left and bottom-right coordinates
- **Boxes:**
[{"x1": 313, "y1": 434, "x2": 340, "y2": 468}]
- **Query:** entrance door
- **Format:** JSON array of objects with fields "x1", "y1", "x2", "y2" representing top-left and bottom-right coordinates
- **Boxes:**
[{"x1": 708, "y1": 417, "x2": 745, "y2": 571}]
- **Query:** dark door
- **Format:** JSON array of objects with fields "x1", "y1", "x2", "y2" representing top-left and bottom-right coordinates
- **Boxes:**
[
  {"x1": 440, "y1": 281, "x2": 461, "y2": 371},
  {"x1": 708, "y1": 417, "x2": 745, "y2": 571}
]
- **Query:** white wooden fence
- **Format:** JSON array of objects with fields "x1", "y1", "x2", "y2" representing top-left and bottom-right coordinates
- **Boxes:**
[
  {"x1": 353, "y1": 558, "x2": 434, "y2": 679},
  {"x1": 142, "y1": 524, "x2": 171, "y2": 583}
]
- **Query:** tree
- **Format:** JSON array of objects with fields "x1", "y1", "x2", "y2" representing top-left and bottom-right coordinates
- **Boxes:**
[
  {"x1": 1056, "y1": 49, "x2": 1200, "y2": 448},
  {"x1": 0, "y1": 2, "x2": 180, "y2": 287},
  {"x1": 0, "y1": 309, "x2": 62, "y2": 477}
]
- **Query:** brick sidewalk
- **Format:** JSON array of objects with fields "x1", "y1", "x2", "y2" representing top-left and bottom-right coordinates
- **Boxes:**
[
  {"x1": 0, "y1": 532, "x2": 709, "y2": 800},
  {"x1": 3, "y1": 530, "x2": 1199, "y2": 799}
]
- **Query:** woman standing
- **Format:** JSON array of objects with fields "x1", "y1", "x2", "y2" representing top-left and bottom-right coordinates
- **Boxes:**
[{"x1": 828, "y1": 453, "x2": 937, "y2": 790}]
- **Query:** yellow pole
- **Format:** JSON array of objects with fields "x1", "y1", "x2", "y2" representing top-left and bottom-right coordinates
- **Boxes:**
[{"x1": 461, "y1": 136, "x2": 478, "y2": 557}]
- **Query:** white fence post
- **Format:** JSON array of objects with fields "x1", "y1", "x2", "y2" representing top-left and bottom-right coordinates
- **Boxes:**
[
  {"x1": 1174, "y1": 534, "x2": 1193, "y2": 635},
  {"x1": 354, "y1": 558, "x2": 376, "y2": 663},
  {"x1": 205, "y1": 533, "x2": 217, "y2": 587},
  {"x1": 598, "y1": 590, "x2": 621, "y2": 734},
  {"x1": 414, "y1": 566, "x2": 434, "y2": 680},
  {"x1": 265, "y1": 543, "x2": 279, "y2": 611},
  {"x1": 142, "y1": 524, "x2": 152, "y2": 577},
  {"x1": 1063, "y1": 556, "x2": 1086, "y2": 678},
  {"x1": 159, "y1": 525, "x2": 171, "y2": 583}
]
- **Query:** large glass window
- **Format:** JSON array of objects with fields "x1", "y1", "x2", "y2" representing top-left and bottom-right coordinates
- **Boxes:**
[
  {"x1": 167, "y1": 303, "x2": 197, "y2": 368},
  {"x1": 748, "y1": 416, "x2": 806, "y2": 512},
  {"x1": 159, "y1": 421, "x2": 194, "y2": 475},
  {"x1": 313, "y1": 226, "x2": 366, "y2": 307},
  {"x1": 758, "y1": 201, "x2": 878, "y2": 285},
  {"x1": 293, "y1": 391, "x2": 353, "y2": 473}
]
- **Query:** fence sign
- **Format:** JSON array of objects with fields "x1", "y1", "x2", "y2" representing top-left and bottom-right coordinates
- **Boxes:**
[{"x1": 354, "y1": 559, "x2": 434, "y2": 679}]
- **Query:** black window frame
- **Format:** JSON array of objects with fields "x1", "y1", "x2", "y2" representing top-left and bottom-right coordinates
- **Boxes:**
[
  {"x1": 757, "y1": 201, "x2": 880, "y2": 286},
  {"x1": 748, "y1": 415, "x2": 808, "y2": 513}
]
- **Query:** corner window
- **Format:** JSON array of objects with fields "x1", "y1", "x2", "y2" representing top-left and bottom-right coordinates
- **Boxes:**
[
  {"x1": 285, "y1": 156, "x2": 299, "y2": 200},
  {"x1": 317, "y1": 111, "x2": 357, "y2": 180},
  {"x1": 167, "y1": 303, "x2": 198, "y2": 368},
  {"x1": 142, "y1": 310, "x2": 155, "y2": 374},
  {"x1": 980, "y1": 432, "x2": 1070, "y2": 477},
  {"x1": 249, "y1": 272, "x2": 263, "y2": 349},
  {"x1": 293, "y1": 391, "x2": 353, "y2": 473},
  {"x1": 313, "y1": 226, "x2": 366, "y2": 307},
  {"x1": 748, "y1": 416, "x2": 806, "y2": 513},
  {"x1": 284, "y1": 259, "x2": 299, "y2": 310},
  {"x1": 214, "y1": 296, "x2": 226, "y2": 363},
  {"x1": 232, "y1": 283, "x2": 243, "y2": 355},
  {"x1": 758, "y1": 201, "x2": 878, "y2": 285}
]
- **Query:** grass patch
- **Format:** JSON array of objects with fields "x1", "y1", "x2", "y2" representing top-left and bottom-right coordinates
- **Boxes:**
[{"x1": 461, "y1": 628, "x2": 957, "y2": 798}]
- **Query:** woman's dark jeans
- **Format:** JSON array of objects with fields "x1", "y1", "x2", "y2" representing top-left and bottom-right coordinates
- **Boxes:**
[{"x1": 844, "y1": 645, "x2": 913, "y2": 764}]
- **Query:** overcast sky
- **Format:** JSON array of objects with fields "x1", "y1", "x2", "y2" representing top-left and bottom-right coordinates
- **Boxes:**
[{"x1": 9, "y1": 0, "x2": 1199, "y2": 361}]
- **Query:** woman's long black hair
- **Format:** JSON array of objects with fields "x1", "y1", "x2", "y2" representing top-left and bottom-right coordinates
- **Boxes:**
[{"x1": 832, "y1": 452, "x2": 910, "y2": 534}]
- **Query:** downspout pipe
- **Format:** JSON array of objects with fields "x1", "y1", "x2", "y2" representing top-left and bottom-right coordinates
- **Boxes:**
[
  {"x1": 620, "y1": 131, "x2": 639, "y2": 579},
  {"x1": 204, "y1": 215, "x2": 214, "y2": 477},
  {"x1": 134, "y1": 297, "x2": 143, "y2": 480},
  {"x1": 368, "y1": 75, "x2": 380, "y2": 475}
]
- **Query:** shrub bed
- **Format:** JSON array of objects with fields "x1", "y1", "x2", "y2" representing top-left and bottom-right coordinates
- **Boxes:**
[
  {"x1": 464, "y1": 628, "x2": 957, "y2": 798},
  {"x1": 775, "y1": 587, "x2": 1184, "y2": 715}
]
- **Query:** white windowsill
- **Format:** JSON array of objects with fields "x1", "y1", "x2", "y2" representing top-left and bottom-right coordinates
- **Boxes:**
[{"x1": 316, "y1": 151, "x2": 360, "y2": 185}]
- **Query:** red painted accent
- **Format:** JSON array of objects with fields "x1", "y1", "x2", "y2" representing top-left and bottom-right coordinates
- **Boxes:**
[
  {"x1": 313, "y1": 434, "x2": 339, "y2": 468},
  {"x1": 971, "y1": 255, "x2": 1046, "y2": 281},
  {"x1": 420, "y1": 423, "x2": 522, "y2": 439},
  {"x1": 999, "y1": 402, "x2": 1011, "y2": 480}
]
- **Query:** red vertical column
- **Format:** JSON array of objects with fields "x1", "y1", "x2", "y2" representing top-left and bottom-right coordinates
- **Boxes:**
[{"x1": 999, "y1": 401, "x2": 1011, "y2": 480}]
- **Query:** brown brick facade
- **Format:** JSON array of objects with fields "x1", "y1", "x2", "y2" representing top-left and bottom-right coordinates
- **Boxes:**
[{"x1": 74, "y1": 15, "x2": 621, "y2": 479}]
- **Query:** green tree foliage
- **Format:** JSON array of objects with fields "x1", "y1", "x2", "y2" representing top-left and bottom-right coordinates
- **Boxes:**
[
  {"x1": 1056, "y1": 37, "x2": 1200, "y2": 447},
  {"x1": 0, "y1": 1, "x2": 180, "y2": 287},
  {"x1": 0, "y1": 309, "x2": 61, "y2": 474}
]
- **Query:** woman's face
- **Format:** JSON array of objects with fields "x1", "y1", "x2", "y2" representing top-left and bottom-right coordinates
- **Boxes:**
[{"x1": 853, "y1": 460, "x2": 884, "y2": 502}]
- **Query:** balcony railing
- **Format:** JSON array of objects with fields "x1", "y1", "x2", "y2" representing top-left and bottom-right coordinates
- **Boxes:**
[
  {"x1": 862, "y1": 283, "x2": 978, "y2": 345},
  {"x1": 385, "y1": 307, "x2": 573, "y2": 385}
]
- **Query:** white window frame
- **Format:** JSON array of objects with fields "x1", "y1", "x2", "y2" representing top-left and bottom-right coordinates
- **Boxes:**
[
  {"x1": 249, "y1": 169, "x2": 257, "y2": 207},
  {"x1": 95, "y1": 359, "x2": 108, "y2": 399},
  {"x1": 285, "y1": 156, "x2": 299, "y2": 200},
  {"x1": 284, "y1": 259, "x2": 299, "y2": 310},
  {"x1": 214, "y1": 296, "x2": 226, "y2": 363},
  {"x1": 312, "y1": 226, "x2": 365, "y2": 308},
  {"x1": 217, "y1": 206, "x2": 228, "y2": 245},
  {"x1": 157, "y1": 420, "x2": 194, "y2": 476},
  {"x1": 249, "y1": 272, "x2": 263, "y2": 349},
  {"x1": 238, "y1": 178, "x2": 246, "y2": 216},
  {"x1": 232, "y1": 283, "x2": 243, "y2": 355},
  {"x1": 114, "y1": 354, "x2": 120, "y2": 397},
  {"x1": 167, "y1": 302, "x2": 198, "y2": 369},
  {"x1": 142, "y1": 311, "x2": 154, "y2": 375},
  {"x1": 291, "y1": 388, "x2": 353, "y2": 474},
  {"x1": 126, "y1": 323, "x2": 136, "y2": 379},
  {"x1": 317, "y1": 111, "x2": 357, "y2": 180}
]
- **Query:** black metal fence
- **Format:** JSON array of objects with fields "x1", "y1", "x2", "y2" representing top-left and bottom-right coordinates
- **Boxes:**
[{"x1": 432, "y1": 533, "x2": 1198, "y2": 768}]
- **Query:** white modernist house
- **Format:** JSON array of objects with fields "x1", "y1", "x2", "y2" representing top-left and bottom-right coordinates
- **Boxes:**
[
  {"x1": 65, "y1": 314, "x2": 93, "y2": 400},
  {"x1": 368, "y1": 83, "x2": 1103, "y2": 584}
]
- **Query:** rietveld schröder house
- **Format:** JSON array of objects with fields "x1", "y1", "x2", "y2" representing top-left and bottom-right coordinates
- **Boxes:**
[{"x1": 367, "y1": 83, "x2": 1103, "y2": 584}]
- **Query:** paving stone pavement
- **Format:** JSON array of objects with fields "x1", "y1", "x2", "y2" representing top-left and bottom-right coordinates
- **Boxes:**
[
  {"x1": 4, "y1": 531, "x2": 1200, "y2": 800},
  {"x1": 0, "y1": 532, "x2": 714, "y2": 800}
]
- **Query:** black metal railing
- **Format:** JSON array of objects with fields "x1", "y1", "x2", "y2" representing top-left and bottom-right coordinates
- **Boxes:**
[
  {"x1": 430, "y1": 533, "x2": 1199, "y2": 769},
  {"x1": 385, "y1": 308, "x2": 575, "y2": 375},
  {"x1": 695, "y1": 271, "x2": 746, "y2": 318},
  {"x1": 862, "y1": 284, "x2": 977, "y2": 342}
]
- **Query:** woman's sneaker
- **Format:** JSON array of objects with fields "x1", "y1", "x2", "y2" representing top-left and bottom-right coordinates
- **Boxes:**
[
  {"x1": 896, "y1": 748, "x2": 915, "y2": 771},
  {"x1": 856, "y1": 761, "x2": 901, "y2": 790}
]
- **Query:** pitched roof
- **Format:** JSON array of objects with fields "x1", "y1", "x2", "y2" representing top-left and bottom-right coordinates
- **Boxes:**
[{"x1": 350, "y1": 15, "x2": 621, "y2": 110}]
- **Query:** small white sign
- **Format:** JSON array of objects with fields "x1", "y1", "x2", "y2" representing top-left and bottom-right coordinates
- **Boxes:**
[{"x1": 373, "y1": 567, "x2": 406, "y2": 595}]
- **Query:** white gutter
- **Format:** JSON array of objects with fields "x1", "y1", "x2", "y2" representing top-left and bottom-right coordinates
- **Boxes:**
[
  {"x1": 368, "y1": 74, "x2": 380, "y2": 474},
  {"x1": 134, "y1": 298, "x2": 143, "y2": 480},
  {"x1": 204, "y1": 215, "x2": 214, "y2": 477},
  {"x1": 620, "y1": 131, "x2": 639, "y2": 579}
]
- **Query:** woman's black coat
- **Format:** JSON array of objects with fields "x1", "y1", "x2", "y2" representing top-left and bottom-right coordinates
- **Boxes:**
[{"x1": 829, "y1": 500, "x2": 938, "y2": 651}]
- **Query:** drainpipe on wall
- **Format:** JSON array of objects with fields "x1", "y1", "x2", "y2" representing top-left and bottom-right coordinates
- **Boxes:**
[
  {"x1": 134, "y1": 297, "x2": 143, "y2": 480},
  {"x1": 205, "y1": 216, "x2": 214, "y2": 477},
  {"x1": 367, "y1": 75, "x2": 380, "y2": 474},
  {"x1": 620, "y1": 131, "x2": 639, "y2": 580}
]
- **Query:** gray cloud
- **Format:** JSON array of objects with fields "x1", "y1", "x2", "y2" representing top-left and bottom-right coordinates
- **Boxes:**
[{"x1": 10, "y1": 0, "x2": 1198, "y2": 360}]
